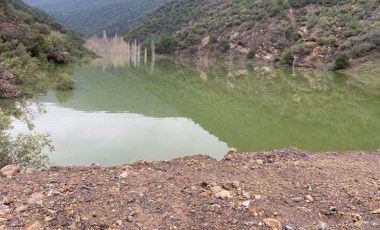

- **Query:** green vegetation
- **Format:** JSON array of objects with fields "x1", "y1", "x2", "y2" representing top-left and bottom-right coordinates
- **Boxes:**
[
  {"x1": 126, "y1": 0, "x2": 380, "y2": 69},
  {"x1": 0, "y1": 108, "x2": 53, "y2": 169},
  {"x1": 328, "y1": 53, "x2": 350, "y2": 71},
  {"x1": 219, "y1": 39, "x2": 230, "y2": 53},
  {"x1": 24, "y1": 0, "x2": 168, "y2": 36},
  {"x1": 56, "y1": 73, "x2": 75, "y2": 91},
  {"x1": 0, "y1": 0, "x2": 86, "y2": 98},
  {"x1": 246, "y1": 49, "x2": 256, "y2": 59},
  {"x1": 155, "y1": 34, "x2": 177, "y2": 55}
]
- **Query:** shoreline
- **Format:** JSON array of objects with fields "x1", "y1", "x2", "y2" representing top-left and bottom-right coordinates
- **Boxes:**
[{"x1": 1, "y1": 148, "x2": 380, "y2": 229}]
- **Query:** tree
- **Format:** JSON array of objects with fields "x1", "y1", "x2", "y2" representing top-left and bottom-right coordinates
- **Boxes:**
[{"x1": 0, "y1": 109, "x2": 53, "y2": 169}]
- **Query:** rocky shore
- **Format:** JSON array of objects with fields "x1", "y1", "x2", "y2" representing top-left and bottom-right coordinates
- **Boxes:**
[{"x1": 1, "y1": 148, "x2": 380, "y2": 229}]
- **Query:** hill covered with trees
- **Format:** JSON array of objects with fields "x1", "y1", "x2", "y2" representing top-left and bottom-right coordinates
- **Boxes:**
[
  {"x1": 0, "y1": 0, "x2": 86, "y2": 98},
  {"x1": 24, "y1": 0, "x2": 169, "y2": 36},
  {"x1": 126, "y1": 0, "x2": 380, "y2": 69}
]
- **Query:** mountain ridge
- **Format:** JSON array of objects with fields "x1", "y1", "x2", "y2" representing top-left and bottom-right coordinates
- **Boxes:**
[
  {"x1": 24, "y1": 0, "x2": 169, "y2": 36},
  {"x1": 125, "y1": 0, "x2": 380, "y2": 69}
]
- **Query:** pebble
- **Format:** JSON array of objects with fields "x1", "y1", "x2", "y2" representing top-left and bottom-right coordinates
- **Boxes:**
[
  {"x1": 284, "y1": 225, "x2": 295, "y2": 230},
  {"x1": 210, "y1": 186, "x2": 222, "y2": 193},
  {"x1": 292, "y1": 197, "x2": 303, "y2": 202},
  {"x1": 241, "y1": 200, "x2": 251, "y2": 208},
  {"x1": 372, "y1": 209, "x2": 380, "y2": 214},
  {"x1": 215, "y1": 190, "x2": 232, "y2": 199},
  {"x1": 232, "y1": 181, "x2": 240, "y2": 188},
  {"x1": 0, "y1": 165, "x2": 20, "y2": 177},
  {"x1": 2, "y1": 197, "x2": 12, "y2": 205},
  {"x1": 256, "y1": 159, "x2": 264, "y2": 165},
  {"x1": 306, "y1": 195, "x2": 314, "y2": 202},
  {"x1": 119, "y1": 170, "x2": 130, "y2": 178},
  {"x1": 318, "y1": 221, "x2": 328, "y2": 230},
  {"x1": 243, "y1": 191, "x2": 251, "y2": 199},
  {"x1": 255, "y1": 195, "x2": 262, "y2": 200},
  {"x1": 116, "y1": 220, "x2": 123, "y2": 226},
  {"x1": 47, "y1": 189, "x2": 61, "y2": 197},
  {"x1": 27, "y1": 192, "x2": 44, "y2": 205},
  {"x1": 263, "y1": 218, "x2": 282, "y2": 230},
  {"x1": 15, "y1": 205, "x2": 28, "y2": 213},
  {"x1": 245, "y1": 221, "x2": 255, "y2": 226}
]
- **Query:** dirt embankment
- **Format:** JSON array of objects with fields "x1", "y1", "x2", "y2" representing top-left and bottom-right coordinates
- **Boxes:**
[{"x1": 1, "y1": 148, "x2": 380, "y2": 229}]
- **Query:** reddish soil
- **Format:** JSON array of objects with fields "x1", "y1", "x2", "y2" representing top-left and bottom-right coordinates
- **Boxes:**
[{"x1": 1, "y1": 148, "x2": 380, "y2": 229}]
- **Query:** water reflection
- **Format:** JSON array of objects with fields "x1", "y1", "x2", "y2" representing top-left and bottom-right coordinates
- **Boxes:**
[{"x1": 6, "y1": 41, "x2": 380, "y2": 166}]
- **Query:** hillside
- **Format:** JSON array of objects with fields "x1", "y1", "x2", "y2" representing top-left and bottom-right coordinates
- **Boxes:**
[
  {"x1": 24, "y1": 0, "x2": 169, "y2": 36},
  {"x1": 0, "y1": 0, "x2": 86, "y2": 98},
  {"x1": 126, "y1": 0, "x2": 380, "y2": 69}
]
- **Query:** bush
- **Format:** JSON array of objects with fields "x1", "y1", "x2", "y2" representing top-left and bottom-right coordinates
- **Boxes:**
[
  {"x1": 56, "y1": 74, "x2": 75, "y2": 91},
  {"x1": 0, "y1": 109, "x2": 53, "y2": 169},
  {"x1": 329, "y1": 53, "x2": 350, "y2": 70},
  {"x1": 155, "y1": 34, "x2": 177, "y2": 55},
  {"x1": 247, "y1": 49, "x2": 256, "y2": 59},
  {"x1": 280, "y1": 48, "x2": 294, "y2": 65},
  {"x1": 219, "y1": 39, "x2": 230, "y2": 53}
]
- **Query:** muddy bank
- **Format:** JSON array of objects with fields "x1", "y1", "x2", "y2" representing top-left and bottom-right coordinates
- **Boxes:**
[{"x1": 1, "y1": 148, "x2": 380, "y2": 229}]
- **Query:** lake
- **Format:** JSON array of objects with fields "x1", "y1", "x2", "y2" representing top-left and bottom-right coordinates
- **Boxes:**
[{"x1": 4, "y1": 56, "x2": 380, "y2": 166}]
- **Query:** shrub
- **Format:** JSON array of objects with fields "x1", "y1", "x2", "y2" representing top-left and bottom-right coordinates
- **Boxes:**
[
  {"x1": 329, "y1": 53, "x2": 350, "y2": 70},
  {"x1": 56, "y1": 74, "x2": 75, "y2": 91},
  {"x1": 0, "y1": 109, "x2": 53, "y2": 169},
  {"x1": 280, "y1": 48, "x2": 294, "y2": 65},
  {"x1": 247, "y1": 49, "x2": 256, "y2": 59},
  {"x1": 155, "y1": 34, "x2": 177, "y2": 55},
  {"x1": 219, "y1": 39, "x2": 230, "y2": 53}
]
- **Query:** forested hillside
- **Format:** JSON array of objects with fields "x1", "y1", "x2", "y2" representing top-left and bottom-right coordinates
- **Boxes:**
[
  {"x1": 24, "y1": 0, "x2": 169, "y2": 36},
  {"x1": 126, "y1": 0, "x2": 380, "y2": 69},
  {"x1": 0, "y1": 0, "x2": 86, "y2": 98}
]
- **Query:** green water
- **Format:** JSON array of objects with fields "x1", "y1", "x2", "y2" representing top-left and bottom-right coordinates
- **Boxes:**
[{"x1": 5, "y1": 59, "x2": 380, "y2": 166}]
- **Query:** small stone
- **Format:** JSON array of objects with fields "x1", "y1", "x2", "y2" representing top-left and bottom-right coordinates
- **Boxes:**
[
  {"x1": 243, "y1": 191, "x2": 251, "y2": 199},
  {"x1": 230, "y1": 219, "x2": 238, "y2": 224},
  {"x1": 127, "y1": 216, "x2": 134, "y2": 222},
  {"x1": 119, "y1": 170, "x2": 130, "y2": 178},
  {"x1": 47, "y1": 189, "x2": 61, "y2": 197},
  {"x1": 284, "y1": 225, "x2": 295, "y2": 230},
  {"x1": 2, "y1": 197, "x2": 13, "y2": 205},
  {"x1": 0, "y1": 165, "x2": 20, "y2": 177},
  {"x1": 44, "y1": 216, "x2": 53, "y2": 222},
  {"x1": 25, "y1": 168, "x2": 36, "y2": 174},
  {"x1": 292, "y1": 197, "x2": 303, "y2": 202},
  {"x1": 306, "y1": 195, "x2": 314, "y2": 202},
  {"x1": 15, "y1": 205, "x2": 28, "y2": 213},
  {"x1": 241, "y1": 200, "x2": 251, "y2": 208},
  {"x1": 318, "y1": 221, "x2": 328, "y2": 230},
  {"x1": 27, "y1": 192, "x2": 44, "y2": 205},
  {"x1": 263, "y1": 218, "x2": 282, "y2": 230},
  {"x1": 255, "y1": 195, "x2": 262, "y2": 200},
  {"x1": 210, "y1": 186, "x2": 222, "y2": 193},
  {"x1": 256, "y1": 159, "x2": 264, "y2": 165},
  {"x1": 372, "y1": 209, "x2": 380, "y2": 214},
  {"x1": 273, "y1": 212, "x2": 279, "y2": 216},
  {"x1": 245, "y1": 221, "x2": 255, "y2": 226},
  {"x1": 215, "y1": 190, "x2": 232, "y2": 199},
  {"x1": 232, "y1": 181, "x2": 240, "y2": 188},
  {"x1": 329, "y1": 206, "x2": 337, "y2": 212},
  {"x1": 115, "y1": 220, "x2": 123, "y2": 226},
  {"x1": 200, "y1": 191, "x2": 210, "y2": 197},
  {"x1": 26, "y1": 221, "x2": 42, "y2": 230}
]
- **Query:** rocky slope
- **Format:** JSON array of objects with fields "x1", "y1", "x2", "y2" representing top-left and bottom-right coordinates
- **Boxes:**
[
  {"x1": 126, "y1": 0, "x2": 380, "y2": 69},
  {"x1": 1, "y1": 148, "x2": 380, "y2": 229}
]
